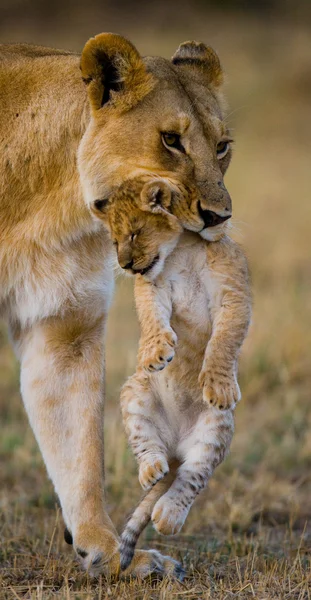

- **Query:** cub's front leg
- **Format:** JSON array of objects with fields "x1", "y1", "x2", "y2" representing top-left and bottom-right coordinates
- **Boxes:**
[
  {"x1": 199, "y1": 237, "x2": 252, "y2": 410},
  {"x1": 135, "y1": 275, "x2": 177, "y2": 373},
  {"x1": 199, "y1": 359, "x2": 241, "y2": 410},
  {"x1": 139, "y1": 329, "x2": 177, "y2": 373}
]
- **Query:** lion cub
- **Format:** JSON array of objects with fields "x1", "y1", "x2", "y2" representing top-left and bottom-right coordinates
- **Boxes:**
[{"x1": 92, "y1": 178, "x2": 251, "y2": 570}]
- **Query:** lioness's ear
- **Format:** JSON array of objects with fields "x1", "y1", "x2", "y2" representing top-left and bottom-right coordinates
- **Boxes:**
[
  {"x1": 81, "y1": 33, "x2": 154, "y2": 111},
  {"x1": 172, "y1": 41, "x2": 223, "y2": 88},
  {"x1": 140, "y1": 181, "x2": 172, "y2": 214}
]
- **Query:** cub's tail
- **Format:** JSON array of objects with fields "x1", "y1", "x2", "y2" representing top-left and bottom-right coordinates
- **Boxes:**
[{"x1": 120, "y1": 461, "x2": 179, "y2": 571}]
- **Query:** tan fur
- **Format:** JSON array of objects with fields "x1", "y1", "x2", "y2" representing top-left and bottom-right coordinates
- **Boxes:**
[
  {"x1": 1, "y1": 33, "x2": 234, "y2": 578},
  {"x1": 95, "y1": 179, "x2": 251, "y2": 569}
]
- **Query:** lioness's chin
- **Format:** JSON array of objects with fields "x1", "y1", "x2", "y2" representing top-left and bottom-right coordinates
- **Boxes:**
[{"x1": 199, "y1": 224, "x2": 228, "y2": 242}]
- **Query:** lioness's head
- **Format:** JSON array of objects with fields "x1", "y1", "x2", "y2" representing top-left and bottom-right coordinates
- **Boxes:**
[
  {"x1": 78, "y1": 33, "x2": 232, "y2": 241},
  {"x1": 92, "y1": 179, "x2": 182, "y2": 280}
]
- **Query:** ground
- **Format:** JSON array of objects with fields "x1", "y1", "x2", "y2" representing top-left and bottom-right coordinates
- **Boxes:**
[{"x1": 0, "y1": 9, "x2": 310, "y2": 600}]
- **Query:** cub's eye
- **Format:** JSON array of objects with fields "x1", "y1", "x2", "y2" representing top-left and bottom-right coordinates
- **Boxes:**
[
  {"x1": 162, "y1": 132, "x2": 185, "y2": 153},
  {"x1": 217, "y1": 140, "x2": 230, "y2": 159},
  {"x1": 112, "y1": 240, "x2": 118, "y2": 247}
]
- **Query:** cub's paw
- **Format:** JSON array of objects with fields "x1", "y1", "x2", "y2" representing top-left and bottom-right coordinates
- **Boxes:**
[
  {"x1": 152, "y1": 496, "x2": 189, "y2": 536},
  {"x1": 139, "y1": 455, "x2": 169, "y2": 491},
  {"x1": 139, "y1": 330, "x2": 177, "y2": 373},
  {"x1": 123, "y1": 548, "x2": 185, "y2": 581},
  {"x1": 199, "y1": 365, "x2": 241, "y2": 410}
]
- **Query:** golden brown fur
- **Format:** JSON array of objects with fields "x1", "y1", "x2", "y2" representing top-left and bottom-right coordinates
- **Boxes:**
[{"x1": 0, "y1": 33, "x2": 235, "y2": 578}]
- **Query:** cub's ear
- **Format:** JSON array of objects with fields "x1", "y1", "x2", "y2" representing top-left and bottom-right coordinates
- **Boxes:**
[
  {"x1": 172, "y1": 41, "x2": 223, "y2": 88},
  {"x1": 81, "y1": 33, "x2": 154, "y2": 112},
  {"x1": 91, "y1": 197, "x2": 112, "y2": 219},
  {"x1": 140, "y1": 181, "x2": 172, "y2": 214}
]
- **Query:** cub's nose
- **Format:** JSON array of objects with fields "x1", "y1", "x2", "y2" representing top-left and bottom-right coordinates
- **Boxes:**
[
  {"x1": 198, "y1": 203, "x2": 231, "y2": 228},
  {"x1": 120, "y1": 259, "x2": 134, "y2": 270}
]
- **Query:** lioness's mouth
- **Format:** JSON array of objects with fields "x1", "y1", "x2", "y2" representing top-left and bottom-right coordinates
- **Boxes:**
[{"x1": 135, "y1": 255, "x2": 160, "y2": 276}]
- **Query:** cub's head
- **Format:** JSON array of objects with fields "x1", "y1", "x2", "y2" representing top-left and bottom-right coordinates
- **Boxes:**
[
  {"x1": 92, "y1": 179, "x2": 182, "y2": 280},
  {"x1": 78, "y1": 33, "x2": 233, "y2": 240}
]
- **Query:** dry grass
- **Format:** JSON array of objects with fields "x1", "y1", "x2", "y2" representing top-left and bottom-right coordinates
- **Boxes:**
[{"x1": 0, "y1": 7, "x2": 310, "y2": 599}]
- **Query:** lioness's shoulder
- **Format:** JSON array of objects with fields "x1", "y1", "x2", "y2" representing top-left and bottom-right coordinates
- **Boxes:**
[
  {"x1": 0, "y1": 43, "x2": 80, "y2": 84},
  {"x1": 0, "y1": 42, "x2": 83, "y2": 130}
]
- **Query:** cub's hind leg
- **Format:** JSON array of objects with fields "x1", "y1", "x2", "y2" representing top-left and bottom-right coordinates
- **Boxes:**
[
  {"x1": 152, "y1": 407, "x2": 234, "y2": 535},
  {"x1": 121, "y1": 374, "x2": 171, "y2": 491},
  {"x1": 120, "y1": 465, "x2": 179, "y2": 572}
]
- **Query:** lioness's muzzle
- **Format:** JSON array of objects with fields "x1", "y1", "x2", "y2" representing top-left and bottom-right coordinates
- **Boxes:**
[{"x1": 198, "y1": 203, "x2": 231, "y2": 228}]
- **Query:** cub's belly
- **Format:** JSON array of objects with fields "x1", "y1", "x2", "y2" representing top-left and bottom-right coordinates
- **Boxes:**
[
  {"x1": 170, "y1": 267, "x2": 210, "y2": 330},
  {"x1": 149, "y1": 340, "x2": 208, "y2": 438},
  {"x1": 147, "y1": 300, "x2": 212, "y2": 448},
  {"x1": 149, "y1": 370, "x2": 208, "y2": 458},
  {"x1": 169, "y1": 298, "x2": 212, "y2": 393}
]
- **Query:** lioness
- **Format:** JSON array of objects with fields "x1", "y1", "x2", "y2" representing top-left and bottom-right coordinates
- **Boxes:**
[
  {"x1": 0, "y1": 34, "x2": 234, "y2": 577},
  {"x1": 91, "y1": 178, "x2": 251, "y2": 569}
]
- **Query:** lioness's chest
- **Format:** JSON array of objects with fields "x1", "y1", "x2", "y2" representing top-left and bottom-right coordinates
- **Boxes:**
[{"x1": 2, "y1": 229, "x2": 113, "y2": 327}]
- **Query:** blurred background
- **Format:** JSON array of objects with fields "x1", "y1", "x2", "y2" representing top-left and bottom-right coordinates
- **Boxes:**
[{"x1": 0, "y1": 0, "x2": 310, "y2": 595}]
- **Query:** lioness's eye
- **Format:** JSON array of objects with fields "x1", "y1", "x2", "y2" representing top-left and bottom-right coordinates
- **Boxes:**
[
  {"x1": 131, "y1": 232, "x2": 138, "y2": 242},
  {"x1": 162, "y1": 132, "x2": 185, "y2": 153},
  {"x1": 217, "y1": 140, "x2": 231, "y2": 159}
]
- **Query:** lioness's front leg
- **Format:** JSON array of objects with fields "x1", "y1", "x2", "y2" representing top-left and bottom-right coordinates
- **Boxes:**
[
  {"x1": 14, "y1": 309, "x2": 181, "y2": 578},
  {"x1": 16, "y1": 309, "x2": 119, "y2": 573}
]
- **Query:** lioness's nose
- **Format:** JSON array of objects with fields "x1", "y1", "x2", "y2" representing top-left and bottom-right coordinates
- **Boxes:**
[{"x1": 198, "y1": 203, "x2": 231, "y2": 228}]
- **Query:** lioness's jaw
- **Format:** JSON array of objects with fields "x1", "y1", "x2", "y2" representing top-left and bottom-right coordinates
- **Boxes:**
[
  {"x1": 78, "y1": 34, "x2": 232, "y2": 233},
  {"x1": 80, "y1": 33, "x2": 155, "y2": 112},
  {"x1": 199, "y1": 221, "x2": 230, "y2": 242}
]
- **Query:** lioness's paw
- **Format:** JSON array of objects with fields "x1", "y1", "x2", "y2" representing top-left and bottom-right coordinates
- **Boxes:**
[
  {"x1": 139, "y1": 455, "x2": 169, "y2": 491},
  {"x1": 139, "y1": 330, "x2": 177, "y2": 373},
  {"x1": 73, "y1": 525, "x2": 184, "y2": 580},
  {"x1": 152, "y1": 496, "x2": 189, "y2": 536},
  {"x1": 199, "y1": 366, "x2": 241, "y2": 410},
  {"x1": 74, "y1": 527, "x2": 120, "y2": 577}
]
